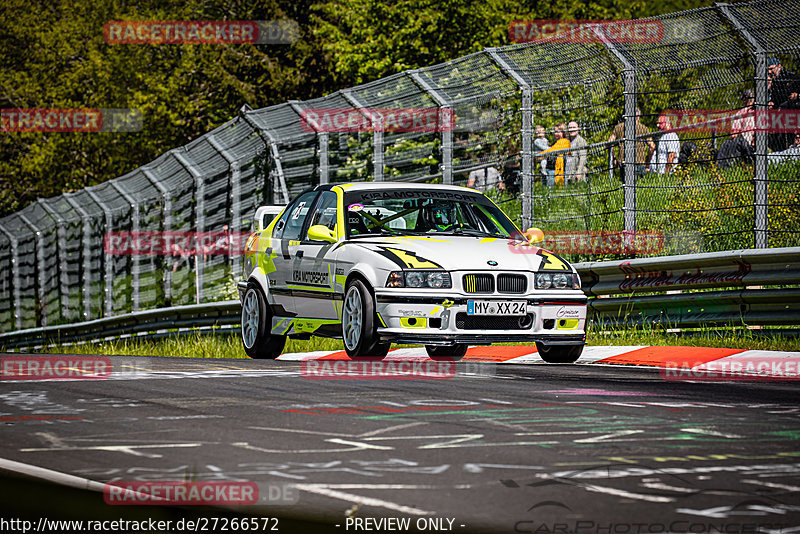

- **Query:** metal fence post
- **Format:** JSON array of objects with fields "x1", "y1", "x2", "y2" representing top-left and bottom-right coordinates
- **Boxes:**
[
  {"x1": 63, "y1": 194, "x2": 92, "y2": 320},
  {"x1": 486, "y1": 48, "x2": 534, "y2": 229},
  {"x1": 289, "y1": 101, "x2": 329, "y2": 185},
  {"x1": 142, "y1": 169, "x2": 172, "y2": 302},
  {"x1": 318, "y1": 132, "x2": 329, "y2": 185},
  {"x1": 37, "y1": 200, "x2": 68, "y2": 322},
  {"x1": 409, "y1": 71, "x2": 454, "y2": 185},
  {"x1": 208, "y1": 134, "x2": 243, "y2": 282},
  {"x1": 17, "y1": 214, "x2": 46, "y2": 327},
  {"x1": 342, "y1": 89, "x2": 384, "y2": 182},
  {"x1": 268, "y1": 142, "x2": 290, "y2": 203},
  {"x1": 717, "y1": 3, "x2": 769, "y2": 249},
  {"x1": 86, "y1": 190, "x2": 114, "y2": 317},
  {"x1": 600, "y1": 39, "x2": 638, "y2": 237},
  {"x1": 239, "y1": 110, "x2": 290, "y2": 204},
  {"x1": 173, "y1": 151, "x2": 205, "y2": 304},
  {"x1": 110, "y1": 182, "x2": 140, "y2": 312},
  {"x1": 0, "y1": 225, "x2": 22, "y2": 330}
]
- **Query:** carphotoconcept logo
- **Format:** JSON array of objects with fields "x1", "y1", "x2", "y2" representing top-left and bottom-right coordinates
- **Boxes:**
[
  {"x1": 104, "y1": 231, "x2": 250, "y2": 256},
  {"x1": 300, "y1": 108, "x2": 455, "y2": 133},
  {"x1": 103, "y1": 481, "x2": 298, "y2": 505},
  {"x1": 103, "y1": 20, "x2": 299, "y2": 45},
  {"x1": 1, "y1": 108, "x2": 142, "y2": 133},
  {"x1": 1, "y1": 356, "x2": 112, "y2": 381},
  {"x1": 509, "y1": 19, "x2": 664, "y2": 44},
  {"x1": 301, "y1": 360, "x2": 457, "y2": 380}
]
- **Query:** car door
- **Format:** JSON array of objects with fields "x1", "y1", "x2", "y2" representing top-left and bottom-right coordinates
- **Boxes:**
[
  {"x1": 270, "y1": 190, "x2": 318, "y2": 321},
  {"x1": 293, "y1": 190, "x2": 340, "y2": 321}
]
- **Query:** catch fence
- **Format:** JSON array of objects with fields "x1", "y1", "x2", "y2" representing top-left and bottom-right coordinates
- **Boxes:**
[{"x1": 0, "y1": 0, "x2": 798, "y2": 332}]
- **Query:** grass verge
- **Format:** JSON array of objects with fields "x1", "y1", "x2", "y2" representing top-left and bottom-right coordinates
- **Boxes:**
[{"x1": 38, "y1": 325, "x2": 800, "y2": 359}]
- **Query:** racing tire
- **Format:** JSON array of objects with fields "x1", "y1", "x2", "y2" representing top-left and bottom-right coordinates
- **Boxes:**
[
  {"x1": 241, "y1": 281, "x2": 286, "y2": 359},
  {"x1": 536, "y1": 342, "x2": 583, "y2": 364},
  {"x1": 342, "y1": 279, "x2": 389, "y2": 359},
  {"x1": 425, "y1": 344, "x2": 468, "y2": 361}
]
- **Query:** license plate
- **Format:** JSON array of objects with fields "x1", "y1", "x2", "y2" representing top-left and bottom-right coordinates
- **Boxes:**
[{"x1": 467, "y1": 300, "x2": 527, "y2": 316}]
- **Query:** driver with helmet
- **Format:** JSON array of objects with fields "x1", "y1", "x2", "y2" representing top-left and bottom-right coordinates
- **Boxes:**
[{"x1": 422, "y1": 199, "x2": 460, "y2": 231}]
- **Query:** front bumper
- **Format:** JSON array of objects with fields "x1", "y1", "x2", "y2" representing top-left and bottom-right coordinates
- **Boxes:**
[{"x1": 374, "y1": 291, "x2": 587, "y2": 346}]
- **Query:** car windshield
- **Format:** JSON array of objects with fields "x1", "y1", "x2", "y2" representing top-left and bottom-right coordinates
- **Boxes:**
[{"x1": 343, "y1": 190, "x2": 517, "y2": 238}]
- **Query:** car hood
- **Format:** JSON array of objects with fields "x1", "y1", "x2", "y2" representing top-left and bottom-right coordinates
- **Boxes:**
[{"x1": 347, "y1": 235, "x2": 570, "y2": 272}]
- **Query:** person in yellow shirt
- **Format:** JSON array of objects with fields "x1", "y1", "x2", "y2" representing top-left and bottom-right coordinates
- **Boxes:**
[{"x1": 537, "y1": 123, "x2": 571, "y2": 187}]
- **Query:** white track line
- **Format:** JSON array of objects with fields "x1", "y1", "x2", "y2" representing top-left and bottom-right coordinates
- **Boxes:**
[
  {"x1": 0, "y1": 456, "x2": 105, "y2": 493},
  {"x1": 293, "y1": 484, "x2": 435, "y2": 516}
]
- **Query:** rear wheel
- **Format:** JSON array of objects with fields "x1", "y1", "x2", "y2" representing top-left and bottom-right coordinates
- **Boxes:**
[
  {"x1": 241, "y1": 282, "x2": 286, "y2": 359},
  {"x1": 342, "y1": 279, "x2": 389, "y2": 359},
  {"x1": 425, "y1": 344, "x2": 468, "y2": 361},
  {"x1": 536, "y1": 342, "x2": 583, "y2": 363}
]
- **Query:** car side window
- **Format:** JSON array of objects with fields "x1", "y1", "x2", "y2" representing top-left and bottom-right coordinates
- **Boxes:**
[
  {"x1": 308, "y1": 191, "x2": 338, "y2": 232},
  {"x1": 272, "y1": 208, "x2": 291, "y2": 238},
  {"x1": 276, "y1": 191, "x2": 318, "y2": 241}
]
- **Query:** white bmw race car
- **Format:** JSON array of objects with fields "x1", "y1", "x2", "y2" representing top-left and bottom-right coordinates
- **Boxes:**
[{"x1": 239, "y1": 182, "x2": 587, "y2": 362}]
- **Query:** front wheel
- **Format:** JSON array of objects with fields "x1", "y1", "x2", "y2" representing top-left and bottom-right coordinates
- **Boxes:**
[
  {"x1": 342, "y1": 279, "x2": 389, "y2": 359},
  {"x1": 425, "y1": 344, "x2": 468, "y2": 361},
  {"x1": 536, "y1": 342, "x2": 583, "y2": 364},
  {"x1": 241, "y1": 282, "x2": 286, "y2": 359}
]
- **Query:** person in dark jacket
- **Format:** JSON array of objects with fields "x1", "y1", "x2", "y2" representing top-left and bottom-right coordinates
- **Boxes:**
[{"x1": 768, "y1": 57, "x2": 798, "y2": 114}]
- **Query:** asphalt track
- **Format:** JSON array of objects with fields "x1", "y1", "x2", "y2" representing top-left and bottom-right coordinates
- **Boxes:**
[{"x1": 1, "y1": 349, "x2": 799, "y2": 534}]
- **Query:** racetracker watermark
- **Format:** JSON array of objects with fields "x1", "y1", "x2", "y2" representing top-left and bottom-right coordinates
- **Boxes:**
[
  {"x1": 104, "y1": 231, "x2": 250, "y2": 256},
  {"x1": 1, "y1": 356, "x2": 112, "y2": 381},
  {"x1": 1, "y1": 108, "x2": 142, "y2": 132},
  {"x1": 509, "y1": 19, "x2": 663, "y2": 44},
  {"x1": 300, "y1": 108, "x2": 455, "y2": 133},
  {"x1": 301, "y1": 360, "x2": 456, "y2": 380},
  {"x1": 664, "y1": 109, "x2": 800, "y2": 133},
  {"x1": 662, "y1": 357, "x2": 800, "y2": 381},
  {"x1": 103, "y1": 481, "x2": 298, "y2": 505},
  {"x1": 508, "y1": 230, "x2": 663, "y2": 255},
  {"x1": 103, "y1": 20, "x2": 299, "y2": 45}
]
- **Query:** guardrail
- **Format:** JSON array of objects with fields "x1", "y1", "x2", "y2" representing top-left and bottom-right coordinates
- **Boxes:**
[
  {"x1": 575, "y1": 247, "x2": 800, "y2": 328},
  {"x1": 0, "y1": 301, "x2": 240, "y2": 350},
  {"x1": 2, "y1": 248, "x2": 799, "y2": 350}
]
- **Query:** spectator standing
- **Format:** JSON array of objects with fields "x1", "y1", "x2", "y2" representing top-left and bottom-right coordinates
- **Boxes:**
[
  {"x1": 776, "y1": 80, "x2": 800, "y2": 152},
  {"x1": 731, "y1": 89, "x2": 755, "y2": 146},
  {"x1": 533, "y1": 125, "x2": 550, "y2": 152},
  {"x1": 768, "y1": 57, "x2": 799, "y2": 112},
  {"x1": 608, "y1": 108, "x2": 651, "y2": 180},
  {"x1": 538, "y1": 123, "x2": 571, "y2": 187},
  {"x1": 533, "y1": 125, "x2": 550, "y2": 179},
  {"x1": 647, "y1": 114, "x2": 681, "y2": 175},
  {"x1": 716, "y1": 90, "x2": 756, "y2": 170},
  {"x1": 566, "y1": 121, "x2": 587, "y2": 182},
  {"x1": 467, "y1": 161, "x2": 501, "y2": 191}
]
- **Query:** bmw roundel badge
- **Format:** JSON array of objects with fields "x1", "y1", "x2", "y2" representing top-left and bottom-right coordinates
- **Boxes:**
[{"x1": 487, "y1": 260, "x2": 498, "y2": 266}]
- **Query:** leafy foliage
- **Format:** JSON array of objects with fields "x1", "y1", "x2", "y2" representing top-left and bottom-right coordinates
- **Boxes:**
[{"x1": 2, "y1": 0, "x2": 718, "y2": 217}]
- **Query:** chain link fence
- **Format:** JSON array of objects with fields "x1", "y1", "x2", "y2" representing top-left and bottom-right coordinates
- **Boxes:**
[{"x1": 1, "y1": 0, "x2": 798, "y2": 333}]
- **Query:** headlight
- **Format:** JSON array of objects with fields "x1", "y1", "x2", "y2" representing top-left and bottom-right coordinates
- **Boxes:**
[
  {"x1": 426, "y1": 272, "x2": 449, "y2": 288},
  {"x1": 535, "y1": 271, "x2": 576, "y2": 290},
  {"x1": 552, "y1": 273, "x2": 569, "y2": 289},
  {"x1": 406, "y1": 272, "x2": 426, "y2": 288},
  {"x1": 535, "y1": 273, "x2": 552, "y2": 289},
  {"x1": 386, "y1": 271, "x2": 452, "y2": 289}
]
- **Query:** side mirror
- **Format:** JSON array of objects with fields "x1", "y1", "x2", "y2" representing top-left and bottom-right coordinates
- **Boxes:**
[
  {"x1": 307, "y1": 225, "x2": 337, "y2": 243},
  {"x1": 524, "y1": 227, "x2": 544, "y2": 244}
]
